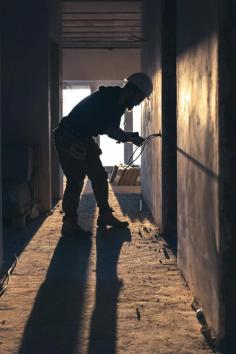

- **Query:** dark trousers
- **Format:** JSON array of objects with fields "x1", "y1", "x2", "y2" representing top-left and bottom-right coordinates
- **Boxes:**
[{"x1": 54, "y1": 135, "x2": 110, "y2": 219}]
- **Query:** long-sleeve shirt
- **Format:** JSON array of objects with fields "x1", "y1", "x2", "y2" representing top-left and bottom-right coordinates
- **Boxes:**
[{"x1": 58, "y1": 85, "x2": 128, "y2": 142}]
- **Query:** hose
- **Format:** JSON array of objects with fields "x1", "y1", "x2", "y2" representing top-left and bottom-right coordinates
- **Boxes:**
[
  {"x1": 0, "y1": 255, "x2": 18, "y2": 297},
  {"x1": 125, "y1": 132, "x2": 162, "y2": 169}
]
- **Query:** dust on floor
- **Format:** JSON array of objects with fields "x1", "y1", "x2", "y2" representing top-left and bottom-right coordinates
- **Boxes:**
[{"x1": 0, "y1": 182, "x2": 214, "y2": 354}]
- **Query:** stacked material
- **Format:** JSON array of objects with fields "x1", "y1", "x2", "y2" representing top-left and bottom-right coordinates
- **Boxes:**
[
  {"x1": 110, "y1": 164, "x2": 140, "y2": 186},
  {"x1": 2, "y1": 144, "x2": 40, "y2": 227}
]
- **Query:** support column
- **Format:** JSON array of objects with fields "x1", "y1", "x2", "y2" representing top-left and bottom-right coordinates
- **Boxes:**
[
  {"x1": 2, "y1": 0, "x2": 56, "y2": 212},
  {"x1": 0, "y1": 33, "x2": 3, "y2": 272},
  {"x1": 219, "y1": 0, "x2": 236, "y2": 349},
  {"x1": 161, "y1": 0, "x2": 177, "y2": 237},
  {"x1": 50, "y1": 0, "x2": 63, "y2": 201},
  {"x1": 124, "y1": 111, "x2": 133, "y2": 164}
]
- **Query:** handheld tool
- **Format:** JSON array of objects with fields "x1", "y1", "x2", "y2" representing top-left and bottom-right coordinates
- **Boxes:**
[{"x1": 125, "y1": 131, "x2": 162, "y2": 168}]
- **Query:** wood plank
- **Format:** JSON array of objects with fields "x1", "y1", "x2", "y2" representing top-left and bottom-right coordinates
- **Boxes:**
[
  {"x1": 62, "y1": 33, "x2": 140, "y2": 38},
  {"x1": 62, "y1": 13, "x2": 141, "y2": 20}
]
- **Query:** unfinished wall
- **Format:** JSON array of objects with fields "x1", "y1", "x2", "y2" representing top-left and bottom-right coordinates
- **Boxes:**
[
  {"x1": 2, "y1": 0, "x2": 61, "y2": 211},
  {"x1": 49, "y1": 0, "x2": 63, "y2": 201},
  {"x1": 177, "y1": 0, "x2": 221, "y2": 338},
  {"x1": 0, "y1": 31, "x2": 3, "y2": 271},
  {"x1": 141, "y1": 0, "x2": 162, "y2": 228},
  {"x1": 63, "y1": 49, "x2": 140, "y2": 81},
  {"x1": 219, "y1": 0, "x2": 236, "y2": 349},
  {"x1": 161, "y1": 0, "x2": 177, "y2": 237}
]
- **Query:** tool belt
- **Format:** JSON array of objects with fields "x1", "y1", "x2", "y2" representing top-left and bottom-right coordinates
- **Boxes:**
[{"x1": 53, "y1": 126, "x2": 102, "y2": 161}]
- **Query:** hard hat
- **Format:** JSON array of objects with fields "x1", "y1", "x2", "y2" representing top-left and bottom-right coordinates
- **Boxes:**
[{"x1": 125, "y1": 72, "x2": 153, "y2": 98}]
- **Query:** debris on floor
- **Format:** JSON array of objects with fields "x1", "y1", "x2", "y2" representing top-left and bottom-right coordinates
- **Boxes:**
[{"x1": 0, "y1": 182, "x2": 214, "y2": 354}]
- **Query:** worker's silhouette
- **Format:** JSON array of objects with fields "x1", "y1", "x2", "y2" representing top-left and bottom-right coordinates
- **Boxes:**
[{"x1": 53, "y1": 73, "x2": 153, "y2": 237}]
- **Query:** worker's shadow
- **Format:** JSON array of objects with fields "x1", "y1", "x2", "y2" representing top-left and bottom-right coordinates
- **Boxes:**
[
  {"x1": 87, "y1": 226, "x2": 131, "y2": 354},
  {"x1": 17, "y1": 235, "x2": 92, "y2": 354}
]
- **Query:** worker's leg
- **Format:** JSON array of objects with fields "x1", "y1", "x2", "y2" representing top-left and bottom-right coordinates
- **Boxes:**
[
  {"x1": 54, "y1": 129, "x2": 86, "y2": 219},
  {"x1": 54, "y1": 146, "x2": 92, "y2": 236},
  {"x1": 86, "y1": 145, "x2": 128, "y2": 228},
  {"x1": 86, "y1": 151, "x2": 110, "y2": 212},
  {"x1": 62, "y1": 177, "x2": 84, "y2": 219},
  {"x1": 55, "y1": 148, "x2": 85, "y2": 218}
]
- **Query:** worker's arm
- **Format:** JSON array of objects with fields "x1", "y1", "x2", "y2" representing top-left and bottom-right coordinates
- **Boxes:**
[
  {"x1": 105, "y1": 127, "x2": 128, "y2": 142},
  {"x1": 105, "y1": 127, "x2": 145, "y2": 146}
]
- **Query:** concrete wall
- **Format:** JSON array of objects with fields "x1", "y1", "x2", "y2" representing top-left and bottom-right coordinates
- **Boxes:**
[
  {"x1": 141, "y1": 0, "x2": 222, "y2": 340},
  {"x1": 177, "y1": 0, "x2": 221, "y2": 338},
  {"x1": 63, "y1": 48, "x2": 140, "y2": 81},
  {"x1": 141, "y1": 0, "x2": 163, "y2": 228},
  {"x1": 219, "y1": 0, "x2": 236, "y2": 349},
  {"x1": 2, "y1": 0, "x2": 61, "y2": 211},
  {"x1": 49, "y1": 0, "x2": 63, "y2": 201},
  {"x1": 141, "y1": 0, "x2": 177, "y2": 237},
  {"x1": 161, "y1": 0, "x2": 177, "y2": 236},
  {"x1": 0, "y1": 26, "x2": 3, "y2": 272}
]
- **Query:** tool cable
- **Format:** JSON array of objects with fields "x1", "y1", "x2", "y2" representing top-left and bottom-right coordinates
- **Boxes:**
[{"x1": 125, "y1": 133, "x2": 161, "y2": 169}]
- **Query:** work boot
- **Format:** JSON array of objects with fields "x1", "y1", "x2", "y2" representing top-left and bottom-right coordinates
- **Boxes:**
[
  {"x1": 97, "y1": 209, "x2": 129, "y2": 228},
  {"x1": 61, "y1": 217, "x2": 92, "y2": 238}
]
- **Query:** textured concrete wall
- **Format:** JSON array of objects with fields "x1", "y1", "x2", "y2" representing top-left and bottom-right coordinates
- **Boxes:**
[
  {"x1": 141, "y1": 0, "x2": 236, "y2": 343},
  {"x1": 141, "y1": 0, "x2": 163, "y2": 228},
  {"x1": 63, "y1": 49, "x2": 140, "y2": 81},
  {"x1": 0, "y1": 31, "x2": 3, "y2": 271},
  {"x1": 219, "y1": 0, "x2": 236, "y2": 349},
  {"x1": 161, "y1": 0, "x2": 177, "y2": 236},
  {"x1": 2, "y1": 0, "x2": 61, "y2": 211},
  {"x1": 177, "y1": 0, "x2": 221, "y2": 337},
  {"x1": 49, "y1": 0, "x2": 63, "y2": 201}
]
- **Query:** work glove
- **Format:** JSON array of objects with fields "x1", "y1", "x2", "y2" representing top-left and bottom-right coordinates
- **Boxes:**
[
  {"x1": 126, "y1": 132, "x2": 145, "y2": 146},
  {"x1": 106, "y1": 128, "x2": 145, "y2": 146}
]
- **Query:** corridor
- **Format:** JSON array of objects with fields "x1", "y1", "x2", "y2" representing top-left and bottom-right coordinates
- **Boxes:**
[{"x1": 0, "y1": 182, "x2": 213, "y2": 354}]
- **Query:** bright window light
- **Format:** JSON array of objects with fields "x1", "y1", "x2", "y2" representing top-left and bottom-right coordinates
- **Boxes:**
[
  {"x1": 100, "y1": 115, "x2": 125, "y2": 166},
  {"x1": 63, "y1": 87, "x2": 91, "y2": 116},
  {"x1": 62, "y1": 86, "x2": 142, "y2": 167}
]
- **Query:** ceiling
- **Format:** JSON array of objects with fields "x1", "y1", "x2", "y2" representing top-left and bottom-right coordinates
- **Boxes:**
[{"x1": 62, "y1": 1, "x2": 142, "y2": 49}]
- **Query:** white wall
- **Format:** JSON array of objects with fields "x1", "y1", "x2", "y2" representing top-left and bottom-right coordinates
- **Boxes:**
[
  {"x1": 63, "y1": 48, "x2": 140, "y2": 81},
  {"x1": 62, "y1": 1, "x2": 141, "y2": 81}
]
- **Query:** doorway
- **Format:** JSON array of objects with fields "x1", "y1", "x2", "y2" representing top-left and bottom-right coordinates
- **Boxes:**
[{"x1": 62, "y1": 82, "x2": 142, "y2": 170}]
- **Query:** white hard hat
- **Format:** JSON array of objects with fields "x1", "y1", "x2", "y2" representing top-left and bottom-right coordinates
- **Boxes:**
[{"x1": 126, "y1": 72, "x2": 153, "y2": 98}]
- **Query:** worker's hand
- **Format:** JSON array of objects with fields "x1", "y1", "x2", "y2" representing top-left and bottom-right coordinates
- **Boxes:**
[
  {"x1": 127, "y1": 132, "x2": 145, "y2": 146},
  {"x1": 132, "y1": 136, "x2": 145, "y2": 146}
]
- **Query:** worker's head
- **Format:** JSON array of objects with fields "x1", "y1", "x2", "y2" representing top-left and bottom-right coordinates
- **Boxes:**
[{"x1": 121, "y1": 72, "x2": 153, "y2": 111}]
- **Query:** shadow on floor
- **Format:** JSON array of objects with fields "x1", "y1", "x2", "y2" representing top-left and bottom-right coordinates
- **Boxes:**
[
  {"x1": 18, "y1": 226, "x2": 131, "y2": 354},
  {"x1": 17, "y1": 185, "x2": 98, "y2": 354},
  {"x1": 88, "y1": 227, "x2": 131, "y2": 354},
  {"x1": 111, "y1": 187, "x2": 177, "y2": 256},
  {"x1": 18, "y1": 235, "x2": 92, "y2": 354},
  {"x1": 110, "y1": 187, "x2": 149, "y2": 223},
  {"x1": 2, "y1": 215, "x2": 47, "y2": 272}
]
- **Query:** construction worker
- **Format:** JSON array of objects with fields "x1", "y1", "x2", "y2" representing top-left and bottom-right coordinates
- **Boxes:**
[{"x1": 53, "y1": 72, "x2": 153, "y2": 237}]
